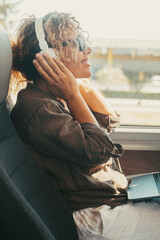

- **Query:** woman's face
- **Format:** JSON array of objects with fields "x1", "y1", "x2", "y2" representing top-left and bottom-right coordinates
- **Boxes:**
[{"x1": 61, "y1": 26, "x2": 92, "y2": 79}]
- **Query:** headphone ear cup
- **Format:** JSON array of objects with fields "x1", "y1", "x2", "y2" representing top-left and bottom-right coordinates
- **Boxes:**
[{"x1": 39, "y1": 48, "x2": 56, "y2": 58}]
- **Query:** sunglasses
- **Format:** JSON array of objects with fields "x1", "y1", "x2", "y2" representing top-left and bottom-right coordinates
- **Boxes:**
[{"x1": 62, "y1": 35, "x2": 87, "y2": 52}]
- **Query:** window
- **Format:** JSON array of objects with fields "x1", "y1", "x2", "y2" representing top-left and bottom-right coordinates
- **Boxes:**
[
  {"x1": 90, "y1": 39, "x2": 160, "y2": 126},
  {"x1": 2, "y1": 0, "x2": 160, "y2": 127}
]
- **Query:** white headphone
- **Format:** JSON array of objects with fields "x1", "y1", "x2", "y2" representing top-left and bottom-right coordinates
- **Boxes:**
[{"x1": 35, "y1": 17, "x2": 56, "y2": 58}]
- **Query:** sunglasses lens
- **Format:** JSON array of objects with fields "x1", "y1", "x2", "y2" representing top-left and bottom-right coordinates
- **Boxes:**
[
  {"x1": 77, "y1": 36, "x2": 86, "y2": 51},
  {"x1": 62, "y1": 36, "x2": 87, "y2": 51}
]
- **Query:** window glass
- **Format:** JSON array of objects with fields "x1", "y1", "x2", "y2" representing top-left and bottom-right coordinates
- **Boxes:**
[
  {"x1": 1, "y1": 0, "x2": 160, "y2": 126},
  {"x1": 90, "y1": 40, "x2": 160, "y2": 126}
]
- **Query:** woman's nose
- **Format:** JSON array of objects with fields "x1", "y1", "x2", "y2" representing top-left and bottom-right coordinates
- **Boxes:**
[{"x1": 84, "y1": 46, "x2": 92, "y2": 55}]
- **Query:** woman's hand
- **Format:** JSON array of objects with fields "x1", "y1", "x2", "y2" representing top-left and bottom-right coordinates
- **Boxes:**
[
  {"x1": 33, "y1": 53, "x2": 79, "y2": 101},
  {"x1": 33, "y1": 53, "x2": 98, "y2": 125}
]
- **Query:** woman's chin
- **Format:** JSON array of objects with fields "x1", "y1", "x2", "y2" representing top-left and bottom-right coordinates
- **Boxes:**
[
  {"x1": 85, "y1": 72, "x2": 92, "y2": 78},
  {"x1": 74, "y1": 70, "x2": 92, "y2": 79},
  {"x1": 81, "y1": 71, "x2": 92, "y2": 79}
]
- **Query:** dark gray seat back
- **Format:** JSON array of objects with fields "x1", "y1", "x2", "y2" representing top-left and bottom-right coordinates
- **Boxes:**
[{"x1": 0, "y1": 25, "x2": 78, "y2": 240}]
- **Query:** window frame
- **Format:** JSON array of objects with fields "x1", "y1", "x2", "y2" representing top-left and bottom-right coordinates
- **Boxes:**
[{"x1": 110, "y1": 125, "x2": 160, "y2": 151}]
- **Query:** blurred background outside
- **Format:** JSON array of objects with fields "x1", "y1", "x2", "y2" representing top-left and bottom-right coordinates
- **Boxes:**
[
  {"x1": 1, "y1": 0, "x2": 160, "y2": 126},
  {"x1": 90, "y1": 38, "x2": 160, "y2": 126}
]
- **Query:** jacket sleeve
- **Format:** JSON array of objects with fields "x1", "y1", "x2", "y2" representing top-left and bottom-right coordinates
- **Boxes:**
[
  {"x1": 92, "y1": 111, "x2": 121, "y2": 133},
  {"x1": 29, "y1": 101, "x2": 119, "y2": 167}
]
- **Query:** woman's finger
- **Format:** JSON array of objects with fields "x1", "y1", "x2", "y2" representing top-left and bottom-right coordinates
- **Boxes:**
[
  {"x1": 128, "y1": 179, "x2": 132, "y2": 187},
  {"x1": 33, "y1": 59, "x2": 57, "y2": 85},
  {"x1": 53, "y1": 57, "x2": 69, "y2": 74},
  {"x1": 35, "y1": 53, "x2": 60, "y2": 81},
  {"x1": 43, "y1": 53, "x2": 65, "y2": 77}
]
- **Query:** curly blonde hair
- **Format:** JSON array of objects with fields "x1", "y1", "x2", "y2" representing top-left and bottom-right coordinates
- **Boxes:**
[{"x1": 11, "y1": 11, "x2": 89, "y2": 82}]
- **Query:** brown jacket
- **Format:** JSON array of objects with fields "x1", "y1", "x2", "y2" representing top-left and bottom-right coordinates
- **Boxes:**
[{"x1": 11, "y1": 83, "x2": 128, "y2": 212}]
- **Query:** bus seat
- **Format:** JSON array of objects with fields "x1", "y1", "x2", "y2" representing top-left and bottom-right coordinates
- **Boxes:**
[{"x1": 0, "y1": 24, "x2": 78, "y2": 240}]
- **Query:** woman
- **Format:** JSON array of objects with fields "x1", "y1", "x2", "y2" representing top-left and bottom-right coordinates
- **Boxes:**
[{"x1": 11, "y1": 11, "x2": 160, "y2": 240}]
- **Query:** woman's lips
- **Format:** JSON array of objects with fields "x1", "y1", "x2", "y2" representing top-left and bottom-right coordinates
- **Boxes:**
[{"x1": 81, "y1": 59, "x2": 90, "y2": 66}]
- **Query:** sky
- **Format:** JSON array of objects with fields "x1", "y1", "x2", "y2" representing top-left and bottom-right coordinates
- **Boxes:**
[{"x1": 13, "y1": 0, "x2": 160, "y2": 40}]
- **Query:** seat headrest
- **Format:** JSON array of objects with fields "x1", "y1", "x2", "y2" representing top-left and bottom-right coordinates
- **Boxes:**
[{"x1": 0, "y1": 25, "x2": 12, "y2": 104}]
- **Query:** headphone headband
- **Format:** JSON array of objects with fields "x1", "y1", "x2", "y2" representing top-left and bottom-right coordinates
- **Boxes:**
[
  {"x1": 35, "y1": 17, "x2": 56, "y2": 57},
  {"x1": 35, "y1": 17, "x2": 48, "y2": 51}
]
